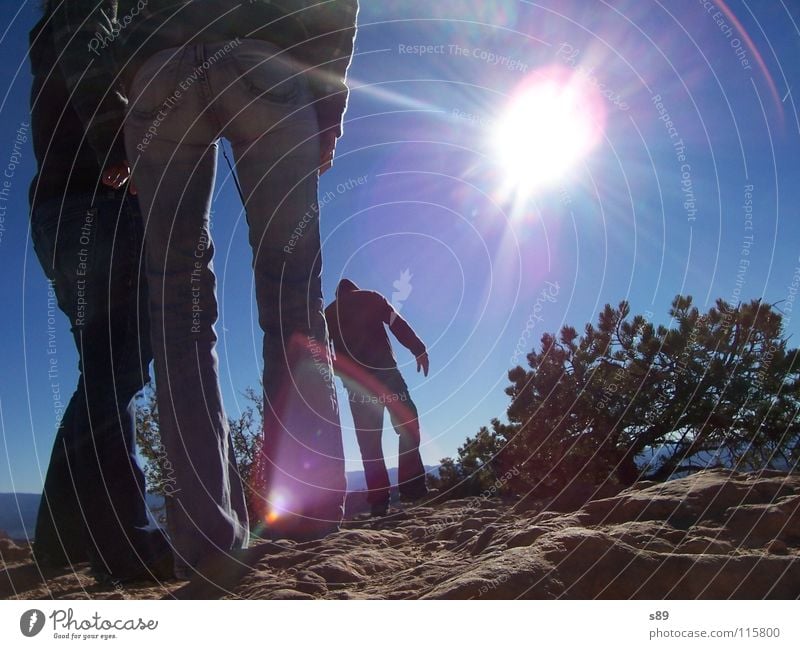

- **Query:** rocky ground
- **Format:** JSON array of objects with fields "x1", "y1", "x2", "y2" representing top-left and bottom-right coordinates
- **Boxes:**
[{"x1": 2, "y1": 469, "x2": 799, "y2": 599}]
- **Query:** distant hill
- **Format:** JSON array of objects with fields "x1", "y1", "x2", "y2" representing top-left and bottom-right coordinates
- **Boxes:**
[
  {"x1": 0, "y1": 467, "x2": 440, "y2": 540},
  {"x1": 0, "y1": 493, "x2": 40, "y2": 541},
  {"x1": 346, "y1": 465, "x2": 440, "y2": 492}
]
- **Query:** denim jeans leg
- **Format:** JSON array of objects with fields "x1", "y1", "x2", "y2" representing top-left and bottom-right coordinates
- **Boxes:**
[
  {"x1": 232, "y1": 139, "x2": 346, "y2": 527},
  {"x1": 348, "y1": 395, "x2": 391, "y2": 507},
  {"x1": 31, "y1": 193, "x2": 160, "y2": 572},
  {"x1": 33, "y1": 405, "x2": 88, "y2": 566},
  {"x1": 383, "y1": 371, "x2": 427, "y2": 498},
  {"x1": 216, "y1": 40, "x2": 346, "y2": 530},
  {"x1": 125, "y1": 46, "x2": 249, "y2": 569}
]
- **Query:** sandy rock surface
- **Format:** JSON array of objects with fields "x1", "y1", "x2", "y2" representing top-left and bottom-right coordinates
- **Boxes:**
[{"x1": 2, "y1": 470, "x2": 798, "y2": 599}]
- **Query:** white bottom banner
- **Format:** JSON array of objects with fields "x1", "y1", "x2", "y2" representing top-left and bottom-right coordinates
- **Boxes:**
[{"x1": 1, "y1": 600, "x2": 797, "y2": 648}]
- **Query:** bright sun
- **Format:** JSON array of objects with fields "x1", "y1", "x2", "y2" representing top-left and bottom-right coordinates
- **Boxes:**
[{"x1": 493, "y1": 66, "x2": 606, "y2": 195}]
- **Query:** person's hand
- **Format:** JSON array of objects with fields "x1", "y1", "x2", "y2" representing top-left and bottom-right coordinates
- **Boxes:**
[
  {"x1": 416, "y1": 351, "x2": 429, "y2": 377},
  {"x1": 319, "y1": 131, "x2": 337, "y2": 175},
  {"x1": 101, "y1": 161, "x2": 137, "y2": 195}
]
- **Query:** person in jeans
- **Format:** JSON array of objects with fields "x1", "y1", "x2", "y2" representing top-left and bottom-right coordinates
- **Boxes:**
[
  {"x1": 103, "y1": 1, "x2": 357, "y2": 565},
  {"x1": 325, "y1": 279, "x2": 429, "y2": 516},
  {"x1": 29, "y1": 8, "x2": 171, "y2": 582}
]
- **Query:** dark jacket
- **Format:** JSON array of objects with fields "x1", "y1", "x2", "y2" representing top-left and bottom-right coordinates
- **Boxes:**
[
  {"x1": 116, "y1": 0, "x2": 358, "y2": 137},
  {"x1": 44, "y1": 0, "x2": 129, "y2": 166},
  {"x1": 325, "y1": 279, "x2": 426, "y2": 374},
  {"x1": 29, "y1": 14, "x2": 110, "y2": 210}
]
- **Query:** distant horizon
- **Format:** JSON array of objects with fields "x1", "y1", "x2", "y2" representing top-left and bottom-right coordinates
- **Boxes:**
[
  {"x1": 0, "y1": 463, "x2": 444, "y2": 498},
  {"x1": 0, "y1": 464, "x2": 443, "y2": 539}
]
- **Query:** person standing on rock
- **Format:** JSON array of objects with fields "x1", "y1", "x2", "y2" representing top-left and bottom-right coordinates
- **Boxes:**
[
  {"x1": 115, "y1": 0, "x2": 358, "y2": 566},
  {"x1": 28, "y1": 3, "x2": 171, "y2": 582},
  {"x1": 49, "y1": 0, "x2": 357, "y2": 575},
  {"x1": 325, "y1": 279, "x2": 430, "y2": 517}
]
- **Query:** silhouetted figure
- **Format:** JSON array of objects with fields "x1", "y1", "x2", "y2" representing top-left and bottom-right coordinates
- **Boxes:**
[
  {"x1": 326, "y1": 279, "x2": 429, "y2": 516},
  {"x1": 28, "y1": 7, "x2": 170, "y2": 582}
]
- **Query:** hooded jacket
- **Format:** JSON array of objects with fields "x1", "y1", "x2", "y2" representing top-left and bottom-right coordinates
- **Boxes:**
[{"x1": 325, "y1": 279, "x2": 426, "y2": 374}]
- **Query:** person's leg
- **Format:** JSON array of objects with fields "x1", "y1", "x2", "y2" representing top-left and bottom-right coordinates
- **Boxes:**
[
  {"x1": 32, "y1": 405, "x2": 88, "y2": 568},
  {"x1": 82, "y1": 193, "x2": 172, "y2": 577},
  {"x1": 347, "y1": 391, "x2": 391, "y2": 512},
  {"x1": 30, "y1": 193, "x2": 164, "y2": 576},
  {"x1": 125, "y1": 44, "x2": 249, "y2": 571},
  {"x1": 31, "y1": 199, "x2": 93, "y2": 569},
  {"x1": 383, "y1": 370, "x2": 428, "y2": 499},
  {"x1": 215, "y1": 39, "x2": 345, "y2": 535}
]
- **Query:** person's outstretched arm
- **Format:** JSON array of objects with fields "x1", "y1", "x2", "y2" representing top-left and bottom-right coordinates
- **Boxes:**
[{"x1": 387, "y1": 307, "x2": 429, "y2": 377}]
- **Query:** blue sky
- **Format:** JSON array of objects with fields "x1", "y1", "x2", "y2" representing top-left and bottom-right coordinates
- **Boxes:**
[{"x1": 1, "y1": 0, "x2": 799, "y2": 493}]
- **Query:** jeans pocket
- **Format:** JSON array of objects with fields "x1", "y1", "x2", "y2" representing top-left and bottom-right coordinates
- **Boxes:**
[
  {"x1": 231, "y1": 45, "x2": 302, "y2": 105},
  {"x1": 129, "y1": 51, "x2": 185, "y2": 120}
]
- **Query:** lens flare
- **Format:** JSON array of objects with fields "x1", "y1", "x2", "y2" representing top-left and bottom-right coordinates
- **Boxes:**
[
  {"x1": 493, "y1": 66, "x2": 606, "y2": 198},
  {"x1": 265, "y1": 489, "x2": 291, "y2": 524}
]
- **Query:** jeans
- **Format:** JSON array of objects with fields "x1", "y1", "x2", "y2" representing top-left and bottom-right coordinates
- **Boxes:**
[
  {"x1": 31, "y1": 191, "x2": 167, "y2": 576},
  {"x1": 343, "y1": 368, "x2": 428, "y2": 507},
  {"x1": 124, "y1": 38, "x2": 346, "y2": 553}
]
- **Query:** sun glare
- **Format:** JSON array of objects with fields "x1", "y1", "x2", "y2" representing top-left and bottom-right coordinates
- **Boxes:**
[
  {"x1": 265, "y1": 489, "x2": 292, "y2": 524},
  {"x1": 493, "y1": 66, "x2": 606, "y2": 196}
]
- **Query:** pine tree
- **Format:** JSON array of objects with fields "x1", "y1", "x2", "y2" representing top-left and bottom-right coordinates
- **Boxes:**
[{"x1": 438, "y1": 296, "x2": 800, "y2": 499}]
